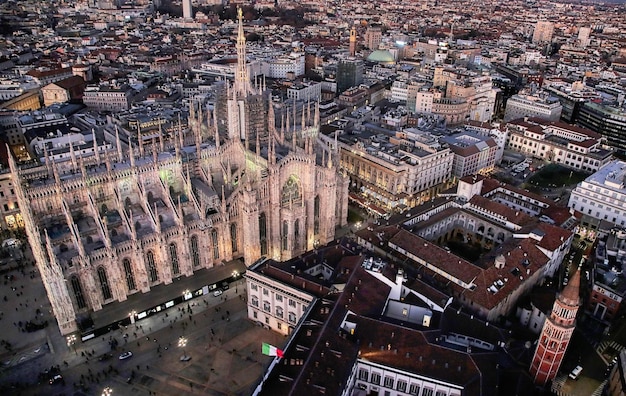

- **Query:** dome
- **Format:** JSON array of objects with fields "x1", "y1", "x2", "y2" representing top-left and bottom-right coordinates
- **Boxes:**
[{"x1": 367, "y1": 50, "x2": 395, "y2": 64}]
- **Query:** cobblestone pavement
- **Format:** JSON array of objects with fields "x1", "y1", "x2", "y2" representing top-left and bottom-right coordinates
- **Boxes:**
[{"x1": 0, "y1": 241, "x2": 285, "y2": 396}]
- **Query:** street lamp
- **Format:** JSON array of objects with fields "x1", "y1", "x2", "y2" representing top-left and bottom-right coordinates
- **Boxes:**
[
  {"x1": 178, "y1": 336, "x2": 189, "y2": 361},
  {"x1": 66, "y1": 334, "x2": 77, "y2": 355},
  {"x1": 102, "y1": 387, "x2": 113, "y2": 396},
  {"x1": 129, "y1": 310, "x2": 136, "y2": 325}
]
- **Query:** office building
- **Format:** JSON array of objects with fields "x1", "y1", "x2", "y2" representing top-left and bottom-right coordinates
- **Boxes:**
[
  {"x1": 336, "y1": 58, "x2": 364, "y2": 93},
  {"x1": 578, "y1": 101, "x2": 626, "y2": 156},
  {"x1": 503, "y1": 94, "x2": 562, "y2": 122}
]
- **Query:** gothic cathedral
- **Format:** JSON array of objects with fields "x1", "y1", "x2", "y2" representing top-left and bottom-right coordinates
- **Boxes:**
[{"x1": 10, "y1": 8, "x2": 349, "y2": 336}]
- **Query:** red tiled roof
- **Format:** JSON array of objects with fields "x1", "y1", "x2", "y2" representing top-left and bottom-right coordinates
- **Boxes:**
[
  {"x1": 26, "y1": 67, "x2": 71, "y2": 78},
  {"x1": 356, "y1": 316, "x2": 482, "y2": 391},
  {"x1": 389, "y1": 229, "x2": 481, "y2": 285},
  {"x1": 468, "y1": 195, "x2": 535, "y2": 226}
]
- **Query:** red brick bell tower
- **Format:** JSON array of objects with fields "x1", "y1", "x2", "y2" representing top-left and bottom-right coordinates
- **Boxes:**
[{"x1": 530, "y1": 268, "x2": 581, "y2": 386}]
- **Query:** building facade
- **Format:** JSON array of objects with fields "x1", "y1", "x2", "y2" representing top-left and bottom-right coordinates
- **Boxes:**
[
  {"x1": 336, "y1": 58, "x2": 364, "y2": 93},
  {"x1": 532, "y1": 21, "x2": 555, "y2": 44},
  {"x1": 336, "y1": 128, "x2": 453, "y2": 209},
  {"x1": 442, "y1": 131, "x2": 498, "y2": 178},
  {"x1": 506, "y1": 118, "x2": 612, "y2": 173},
  {"x1": 82, "y1": 85, "x2": 134, "y2": 112},
  {"x1": 504, "y1": 94, "x2": 562, "y2": 122}
]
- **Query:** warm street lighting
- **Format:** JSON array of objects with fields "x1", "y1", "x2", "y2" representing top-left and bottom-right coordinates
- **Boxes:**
[
  {"x1": 102, "y1": 387, "x2": 113, "y2": 396},
  {"x1": 178, "y1": 336, "x2": 190, "y2": 361},
  {"x1": 66, "y1": 334, "x2": 77, "y2": 355}
]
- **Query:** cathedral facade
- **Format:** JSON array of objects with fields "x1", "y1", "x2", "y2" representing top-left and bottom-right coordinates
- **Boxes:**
[{"x1": 11, "y1": 9, "x2": 348, "y2": 336}]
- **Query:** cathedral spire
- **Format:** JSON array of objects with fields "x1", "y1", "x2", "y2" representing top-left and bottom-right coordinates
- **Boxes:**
[
  {"x1": 115, "y1": 126, "x2": 123, "y2": 163},
  {"x1": 43, "y1": 145, "x2": 52, "y2": 178},
  {"x1": 281, "y1": 114, "x2": 285, "y2": 144},
  {"x1": 129, "y1": 140, "x2": 136, "y2": 168},
  {"x1": 137, "y1": 123, "x2": 144, "y2": 158},
  {"x1": 159, "y1": 122, "x2": 165, "y2": 152},
  {"x1": 213, "y1": 107, "x2": 220, "y2": 149},
  {"x1": 79, "y1": 155, "x2": 87, "y2": 180},
  {"x1": 178, "y1": 113, "x2": 184, "y2": 149},
  {"x1": 69, "y1": 139, "x2": 77, "y2": 171},
  {"x1": 314, "y1": 100, "x2": 320, "y2": 128},
  {"x1": 269, "y1": 136, "x2": 276, "y2": 165},
  {"x1": 256, "y1": 131, "x2": 261, "y2": 157},
  {"x1": 92, "y1": 128, "x2": 100, "y2": 165},
  {"x1": 268, "y1": 100, "x2": 276, "y2": 138},
  {"x1": 221, "y1": 184, "x2": 227, "y2": 214},
  {"x1": 105, "y1": 149, "x2": 112, "y2": 174},
  {"x1": 234, "y1": 7, "x2": 251, "y2": 96}
]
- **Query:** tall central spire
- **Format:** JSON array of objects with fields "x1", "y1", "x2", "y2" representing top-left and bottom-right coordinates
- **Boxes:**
[{"x1": 234, "y1": 7, "x2": 251, "y2": 96}]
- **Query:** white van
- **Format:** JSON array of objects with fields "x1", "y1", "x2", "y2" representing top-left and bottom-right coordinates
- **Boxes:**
[{"x1": 569, "y1": 365, "x2": 583, "y2": 380}]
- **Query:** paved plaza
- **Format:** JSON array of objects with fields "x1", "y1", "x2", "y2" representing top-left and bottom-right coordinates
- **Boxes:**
[{"x1": 0, "y1": 243, "x2": 285, "y2": 396}]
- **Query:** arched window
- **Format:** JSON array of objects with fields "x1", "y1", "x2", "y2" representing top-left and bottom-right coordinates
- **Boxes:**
[
  {"x1": 123, "y1": 259, "x2": 136, "y2": 291},
  {"x1": 259, "y1": 212, "x2": 267, "y2": 256},
  {"x1": 190, "y1": 235, "x2": 200, "y2": 268},
  {"x1": 281, "y1": 175, "x2": 301, "y2": 207},
  {"x1": 70, "y1": 275, "x2": 86, "y2": 309},
  {"x1": 230, "y1": 223, "x2": 238, "y2": 253},
  {"x1": 146, "y1": 251, "x2": 158, "y2": 282},
  {"x1": 294, "y1": 219, "x2": 300, "y2": 251},
  {"x1": 97, "y1": 267, "x2": 112, "y2": 300},
  {"x1": 282, "y1": 220, "x2": 288, "y2": 251},
  {"x1": 211, "y1": 229, "x2": 219, "y2": 259},
  {"x1": 169, "y1": 243, "x2": 180, "y2": 275},
  {"x1": 314, "y1": 196, "x2": 320, "y2": 235}
]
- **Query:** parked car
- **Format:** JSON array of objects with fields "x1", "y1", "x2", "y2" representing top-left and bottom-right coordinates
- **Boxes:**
[
  {"x1": 569, "y1": 365, "x2": 583, "y2": 380},
  {"x1": 213, "y1": 289, "x2": 223, "y2": 297},
  {"x1": 119, "y1": 351, "x2": 133, "y2": 360}
]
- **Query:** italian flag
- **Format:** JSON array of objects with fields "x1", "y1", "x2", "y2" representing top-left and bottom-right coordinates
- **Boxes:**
[{"x1": 262, "y1": 342, "x2": 284, "y2": 358}]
